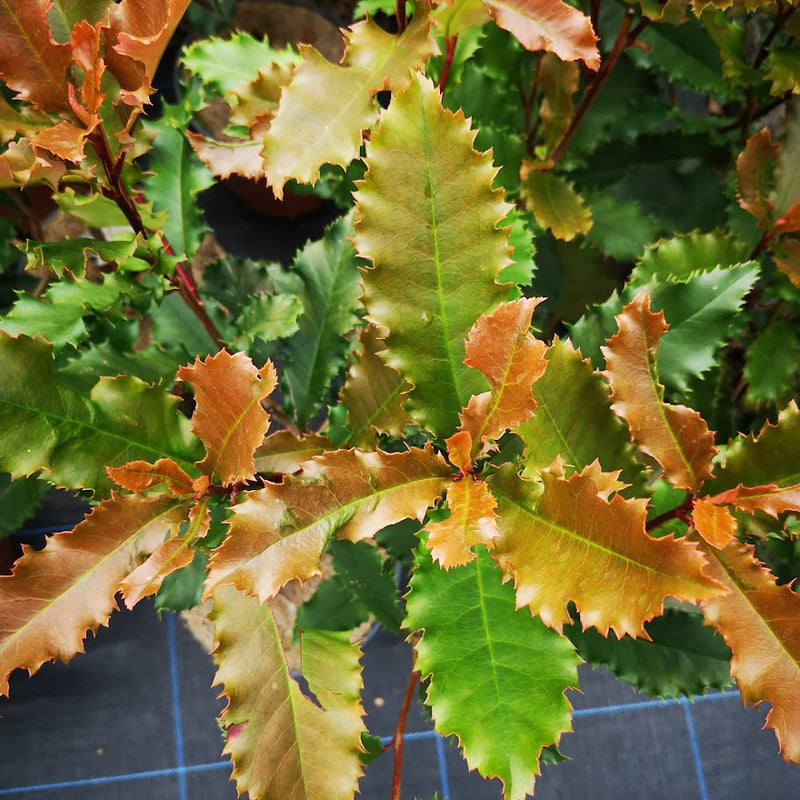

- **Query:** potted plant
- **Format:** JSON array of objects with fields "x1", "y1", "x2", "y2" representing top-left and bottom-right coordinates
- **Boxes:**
[{"x1": 1, "y1": 0, "x2": 800, "y2": 798}]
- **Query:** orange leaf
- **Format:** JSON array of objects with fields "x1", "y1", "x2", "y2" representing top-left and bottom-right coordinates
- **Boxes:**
[
  {"x1": 772, "y1": 238, "x2": 800, "y2": 288},
  {"x1": 0, "y1": 139, "x2": 67, "y2": 187},
  {"x1": 427, "y1": 477, "x2": 499, "y2": 569},
  {"x1": 30, "y1": 120, "x2": 88, "y2": 162},
  {"x1": 178, "y1": 351, "x2": 277, "y2": 486},
  {"x1": 445, "y1": 430, "x2": 473, "y2": 474},
  {"x1": 120, "y1": 500, "x2": 209, "y2": 607},
  {"x1": 253, "y1": 430, "x2": 332, "y2": 475},
  {"x1": 482, "y1": 0, "x2": 600, "y2": 69},
  {"x1": 491, "y1": 465, "x2": 723, "y2": 636},
  {"x1": 736, "y1": 128, "x2": 777, "y2": 229},
  {"x1": 701, "y1": 540, "x2": 800, "y2": 764},
  {"x1": 713, "y1": 482, "x2": 800, "y2": 518},
  {"x1": 0, "y1": 0, "x2": 71, "y2": 112},
  {"x1": 69, "y1": 20, "x2": 106, "y2": 128},
  {"x1": 460, "y1": 298, "x2": 548, "y2": 449},
  {"x1": 772, "y1": 202, "x2": 800, "y2": 235},
  {"x1": 692, "y1": 496, "x2": 738, "y2": 549},
  {"x1": 206, "y1": 446, "x2": 449, "y2": 601},
  {"x1": 602, "y1": 291, "x2": 716, "y2": 491},
  {"x1": 106, "y1": 0, "x2": 191, "y2": 104},
  {"x1": 106, "y1": 457, "x2": 196, "y2": 496},
  {"x1": 0, "y1": 493, "x2": 187, "y2": 694}
]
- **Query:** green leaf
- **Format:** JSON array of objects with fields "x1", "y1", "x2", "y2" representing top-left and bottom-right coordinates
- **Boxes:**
[
  {"x1": 585, "y1": 194, "x2": 659, "y2": 262},
  {"x1": 405, "y1": 545, "x2": 579, "y2": 800},
  {"x1": 765, "y1": 45, "x2": 800, "y2": 97},
  {"x1": 705, "y1": 401, "x2": 800, "y2": 493},
  {"x1": 652, "y1": 263, "x2": 760, "y2": 394},
  {"x1": 19, "y1": 237, "x2": 149, "y2": 278},
  {"x1": 1, "y1": 273, "x2": 151, "y2": 349},
  {"x1": 0, "y1": 334, "x2": 201, "y2": 495},
  {"x1": 296, "y1": 574, "x2": 371, "y2": 632},
  {"x1": 521, "y1": 171, "x2": 592, "y2": 242},
  {"x1": 154, "y1": 550, "x2": 208, "y2": 613},
  {"x1": 150, "y1": 292, "x2": 218, "y2": 361},
  {"x1": 627, "y1": 16, "x2": 724, "y2": 95},
  {"x1": 355, "y1": 73, "x2": 512, "y2": 437},
  {"x1": 330, "y1": 538, "x2": 403, "y2": 631},
  {"x1": 515, "y1": 338, "x2": 645, "y2": 491},
  {"x1": 141, "y1": 118, "x2": 213, "y2": 260},
  {"x1": 633, "y1": 229, "x2": 750, "y2": 286},
  {"x1": 567, "y1": 263, "x2": 760, "y2": 390},
  {"x1": 280, "y1": 214, "x2": 362, "y2": 428},
  {"x1": 0, "y1": 473, "x2": 49, "y2": 538},
  {"x1": 181, "y1": 31, "x2": 301, "y2": 96},
  {"x1": 566, "y1": 608, "x2": 732, "y2": 699},
  {"x1": 53, "y1": 187, "x2": 129, "y2": 229},
  {"x1": 498, "y1": 209, "x2": 536, "y2": 286},
  {"x1": 744, "y1": 318, "x2": 800, "y2": 406}
]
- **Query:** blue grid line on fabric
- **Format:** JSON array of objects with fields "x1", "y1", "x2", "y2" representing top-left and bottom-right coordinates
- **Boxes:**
[
  {"x1": 571, "y1": 688, "x2": 739, "y2": 719},
  {"x1": 0, "y1": 763, "x2": 231, "y2": 796},
  {"x1": 166, "y1": 612, "x2": 188, "y2": 800},
  {"x1": 434, "y1": 730, "x2": 452, "y2": 800},
  {"x1": 0, "y1": 688, "x2": 741, "y2": 796},
  {"x1": 681, "y1": 697, "x2": 710, "y2": 800}
]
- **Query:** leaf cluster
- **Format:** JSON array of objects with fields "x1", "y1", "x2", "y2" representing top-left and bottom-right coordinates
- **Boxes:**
[{"x1": 1, "y1": 1, "x2": 800, "y2": 799}]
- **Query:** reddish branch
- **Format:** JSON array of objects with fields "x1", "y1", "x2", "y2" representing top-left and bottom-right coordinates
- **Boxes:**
[
  {"x1": 645, "y1": 496, "x2": 694, "y2": 532},
  {"x1": 549, "y1": 9, "x2": 651, "y2": 166},
  {"x1": 390, "y1": 654, "x2": 420, "y2": 800},
  {"x1": 438, "y1": 35, "x2": 458, "y2": 92},
  {"x1": 87, "y1": 129, "x2": 226, "y2": 351}
]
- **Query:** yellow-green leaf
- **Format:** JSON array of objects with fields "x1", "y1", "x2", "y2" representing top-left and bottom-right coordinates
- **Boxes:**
[
  {"x1": 521, "y1": 170, "x2": 592, "y2": 241},
  {"x1": 211, "y1": 585, "x2": 365, "y2": 799},
  {"x1": 355, "y1": 73, "x2": 512, "y2": 437}
]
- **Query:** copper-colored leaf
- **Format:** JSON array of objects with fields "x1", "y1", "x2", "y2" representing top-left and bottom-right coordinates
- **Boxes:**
[
  {"x1": 211, "y1": 585, "x2": 365, "y2": 800},
  {"x1": 120, "y1": 499, "x2": 209, "y2": 607},
  {"x1": 445, "y1": 430, "x2": 473, "y2": 474},
  {"x1": 712, "y1": 482, "x2": 800, "y2": 518},
  {"x1": 427, "y1": 477, "x2": 499, "y2": 569},
  {"x1": 30, "y1": 120, "x2": 88, "y2": 162},
  {"x1": 106, "y1": 0, "x2": 191, "y2": 104},
  {"x1": 206, "y1": 446, "x2": 450, "y2": 601},
  {"x1": 692, "y1": 496, "x2": 738, "y2": 549},
  {"x1": 339, "y1": 323, "x2": 413, "y2": 449},
  {"x1": 106, "y1": 457, "x2": 196, "y2": 496},
  {"x1": 482, "y1": 0, "x2": 600, "y2": 69},
  {"x1": 254, "y1": 430, "x2": 332, "y2": 475},
  {"x1": 772, "y1": 202, "x2": 800, "y2": 235},
  {"x1": 178, "y1": 351, "x2": 277, "y2": 485},
  {"x1": 0, "y1": 493, "x2": 187, "y2": 694},
  {"x1": 772, "y1": 238, "x2": 800, "y2": 288},
  {"x1": 460, "y1": 298, "x2": 547, "y2": 449},
  {"x1": 188, "y1": 133, "x2": 265, "y2": 180},
  {"x1": 0, "y1": 0, "x2": 71, "y2": 112},
  {"x1": 69, "y1": 20, "x2": 106, "y2": 128},
  {"x1": 0, "y1": 139, "x2": 66, "y2": 187},
  {"x1": 736, "y1": 128, "x2": 777, "y2": 229},
  {"x1": 700, "y1": 540, "x2": 800, "y2": 764},
  {"x1": 491, "y1": 465, "x2": 723, "y2": 636},
  {"x1": 602, "y1": 291, "x2": 716, "y2": 491}
]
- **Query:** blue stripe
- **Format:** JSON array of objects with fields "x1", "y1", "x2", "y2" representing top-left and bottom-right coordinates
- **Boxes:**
[
  {"x1": 681, "y1": 698, "x2": 710, "y2": 800},
  {"x1": 434, "y1": 733, "x2": 452, "y2": 800},
  {"x1": 0, "y1": 763, "x2": 231, "y2": 795},
  {"x1": 166, "y1": 612, "x2": 188, "y2": 800}
]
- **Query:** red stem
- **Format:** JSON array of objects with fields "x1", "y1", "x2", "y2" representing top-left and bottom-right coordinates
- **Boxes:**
[
  {"x1": 438, "y1": 35, "x2": 458, "y2": 93},
  {"x1": 395, "y1": 0, "x2": 407, "y2": 33},
  {"x1": 88, "y1": 129, "x2": 226, "y2": 351},
  {"x1": 549, "y1": 10, "x2": 650, "y2": 166},
  {"x1": 645, "y1": 497, "x2": 694, "y2": 532},
  {"x1": 390, "y1": 658, "x2": 419, "y2": 800}
]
